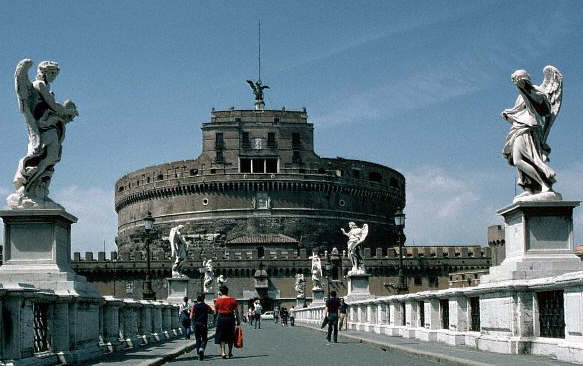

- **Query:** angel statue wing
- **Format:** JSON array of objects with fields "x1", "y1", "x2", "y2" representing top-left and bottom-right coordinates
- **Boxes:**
[
  {"x1": 540, "y1": 65, "x2": 563, "y2": 145},
  {"x1": 14, "y1": 59, "x2": 40, "y2": 153},
  {"x1": 169, "y1": 227, "x2": 177, "y2": 258},
  {"x1": 247, "y1": 80, "x2": 257, "y2": 93},
  {"x1": 356, "y1": 224, "x2": 369, "y2": 246}
]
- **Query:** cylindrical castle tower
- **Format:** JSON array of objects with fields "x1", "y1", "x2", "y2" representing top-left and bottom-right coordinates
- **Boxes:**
[{"x1": 114, "y1": 108, "x2": 405, "y2": 256}]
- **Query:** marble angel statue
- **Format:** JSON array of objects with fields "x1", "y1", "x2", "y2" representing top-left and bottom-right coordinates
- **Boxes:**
[
  {"x1": 310, "y1": 252, "x2": 323, "y2": 290},
  {"x1": 203, "y1": 259, "x2": 215, "y2": 293},
  {"x1": 169, "y1": 225, "x2": 188, "y2": 278},
  {"x1": 341, "y1": 222, "x2": 369, "y2": 275},
  {"x1": 500, "y1": 66, "x2": 563, "y2": 203},
  {"x1": 8, "y1": 59, "x2": 78, "y2": 209},
  {"x1": 295, "y1": 273, "x2": 306, "y2": 298}
]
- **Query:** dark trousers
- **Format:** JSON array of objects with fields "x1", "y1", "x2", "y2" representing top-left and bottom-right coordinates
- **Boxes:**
[
  {"x1": 290, "y1": 317, "x2": 295, "y2": 326},
  {"x1": 255, "y1": 314, "x2": 261, "y2": 329},
  {"x1": 249, "y1": 315, "x2": 254, "y2": 325},
  {"x1": 193, "y1": 322, "x2": 208, "y2": 351},
  {"x1": 327, "y1": 313, "x2": 339, "y2": 342},
  {"x1": 182, "y1": 320, "x2": 191, "y2": 339}
]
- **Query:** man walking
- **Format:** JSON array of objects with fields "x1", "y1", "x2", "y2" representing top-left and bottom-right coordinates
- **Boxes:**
[
  {"x1": 179, "y1": 296, "x2": 192, "y2": 340},
  {"x1": 338, "y1": 298, "x2": 348, "y2": 331},
  {"x1": 325, "y1": 291, "x2": 341, "y2": 343},
  {"x1": 254, "y1": 299, "x2": 263, "y2": 329},
  {"x1": 289, "y1": 306, "x2": 295, "y2": 326},
  {"x1": 190, "y1": 295, "x2": 213, "y2": 360}
]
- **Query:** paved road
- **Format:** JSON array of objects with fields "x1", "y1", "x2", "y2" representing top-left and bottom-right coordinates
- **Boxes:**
[{"x1": 167, "y1": 322, "x2": 439, "y2": 365}]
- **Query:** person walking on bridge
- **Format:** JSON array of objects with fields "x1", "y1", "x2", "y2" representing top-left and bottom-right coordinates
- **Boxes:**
[
  {"x1": 325, "y1": 291, "x2": 341, "y2": 343},
  {"x1": 214, "y1": 285, "x2": 240, "y2": 359},
  {"x1": 338, "y1": 298, "x2": 348, "y2": 331},
  {"x1": 190, "y1": 294, "x2": 213, "y2": 360},
  {"x1": 254, "y1": 299, "x2": 263, "y2": 329},
  {"x1": 179, "y1": 296, "x2": 192, "y2": 340}
]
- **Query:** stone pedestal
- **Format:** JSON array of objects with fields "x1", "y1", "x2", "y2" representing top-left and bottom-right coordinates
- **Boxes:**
[
  {"x1": 310, "y1": 288, "x2": 325, "y2": 306},
  {"x1": 481, "y1": 201, "x2": 583, "y2": 283},
  {"x1": 166, "y1": 277, "x2": 190, "y2": 304},
  {"x1": 204, "y1": 291, "x2": 216, "y2": 308},
  {"x1": 0, "y1": 209, "x2": 99, "y2": 298},
  {"x1": 346, "y1": 273, "x2": 373, "y2": 301},
  {"x1": 296, "y1": 296, "x2": 306, "y2": 308}
]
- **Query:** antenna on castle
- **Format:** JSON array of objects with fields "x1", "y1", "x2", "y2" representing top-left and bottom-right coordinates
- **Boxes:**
[
  {"x1": 246, "y1": 19, "x2": 269, "y2": 110},
  {"x1": 258, "y1": 19, "x2": 261, "y2": 83}
]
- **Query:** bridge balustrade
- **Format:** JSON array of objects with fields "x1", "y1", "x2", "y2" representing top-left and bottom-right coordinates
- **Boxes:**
[
  {"x1": 293, "y1": 270, "x2": 583, "y2": 365},
  {"x1": 0, "y1": 287, "x2": 180, "y2": 365}
]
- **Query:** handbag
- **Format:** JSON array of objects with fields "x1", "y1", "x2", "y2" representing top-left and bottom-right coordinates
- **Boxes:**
[
  {"x1": 321, "y1": 316, "x2": 329, "y2": 329},
  {"x1": 234, "y1": 326, "x2": 243, "y2": 348}
]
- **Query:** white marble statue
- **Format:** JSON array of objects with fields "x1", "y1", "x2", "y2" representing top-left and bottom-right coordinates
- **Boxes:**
[
  {"x1": 500, "y1": 66, "x2": 564, "y2": 203},
  {"x1": 8, "y1": 59, "x2": 79, "y2": 209},
  {"x1": 203, "y1": 259, "x2": 214, "y2": 293},
  {"x1": 295, "y1": 273, "x2": 306, "y2": 298},
  {"x1": 341, "y1": 222, "x2": 369, "y2": 275},
  {"x1": 169, "y1": 225, "x2": 188, "y2": 278},
  {"x1": 310, "y1": 252, "x2": 323, "y2": 290},
  {"x1": 216, "y1": 274, "x2": 227, "y2": 287}
]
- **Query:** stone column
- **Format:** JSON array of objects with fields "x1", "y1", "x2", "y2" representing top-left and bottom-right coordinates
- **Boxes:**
[
  {"x1": 170, "y1": 304, "x2": 180, "y2": 335},
  {"x1": 138, "y1": 300, "x2": 152, "y2": 345},
  {"x1": 446, "y1": 296, "x2": 468, "y2": 346},
  {"x1": 152, "y1": 302, "x2": 163, "y2": 341},
  {"x1": 403, "y1": 300, "x2": 415, "y2": 338},
  {"x1": 162, "y1": 304, "x2": 172, "y2": 338},
  {"x1": 51, "y1": 295, "x2": 72, "y2": 355},
  {"x1": 101, "y1": 297, "x2": 123, "y2": 352}
]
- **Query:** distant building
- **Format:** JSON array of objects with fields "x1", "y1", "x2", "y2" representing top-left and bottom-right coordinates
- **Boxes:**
[{"x1": 488, "y1": 224, "x2": 505, "y2": 266}]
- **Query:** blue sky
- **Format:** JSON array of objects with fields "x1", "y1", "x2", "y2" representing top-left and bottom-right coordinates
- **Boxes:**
[{"x1": 1, "y1": 1, "x2": 583, "y2": 253}]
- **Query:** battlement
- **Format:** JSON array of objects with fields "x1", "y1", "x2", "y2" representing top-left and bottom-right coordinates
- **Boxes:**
[{"x1": 71, "y1": 245, "x2": 491, "y2": 263}]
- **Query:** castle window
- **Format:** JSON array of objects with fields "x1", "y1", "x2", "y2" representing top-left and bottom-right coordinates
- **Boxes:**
[
  {"x1": 274, "y1": 117, "x2": 280, "y2": 123},
  {"x1": 292, "y1": 151, "x2": 302, "y2": 164},
  {"x1": 235, "y1": 117, "x2": 241, "y2": 122},
  {"x1": 190, "y1": 168, "x2": 198, "y2": 176},
  {"x1": 369, "y1": 172, "x2": 382, "y2": 182},
  {"x1": 318, "y1": 168, "x2": 326, "y2": 174},
  {"x1": 147, "y1": 177, "x2": 150, "y2": 183},
  {"x1": 267, "y1": 132, "x2": 276, "y2": 148},
  {"x1": 118, "y1": 186, "x2": 124, "y2": 192},
  {"x1": 242, "y1": 132, "x2": 250, "y2": 148},
  {"x1": 257, "y1": 246, "x2": 265, "y2": 258},
  {"x1": 157, "y1": 174, "x2": 164, "y2": 181},
  {"x1": 202, "y1": 198, "x2": 209, "y2": 206},
  {"x1": 252, "y1": 159, "x2": 265, "y2": 173},
  {"x1": 240, "y1": 158, "x2": 251, "y2": 173},
  {"x1": 216, "y1": 150, "x2": 224, "y2": 163},
  {"x1": 338, "y1": 199, "x2": 345, "y2": 207},
  {"x1": 429, "y1": 276, "x2": 439, "y2": 288},
  {"x1": 292, "y1": 133, "x2": 300, "y2": 148},
  {"x1": 390, "y1": 178, "x2": 399, "y2": 188},
  {"x1": 414, "y1": 277, "x2": 422, "y2": 286},
  {"x1": 215, "y1": 132, "x2": 224, "y2": 149},
  {"x1": 351, "y1": 169, "x2": 360, "y2": 178},
  {"x1": 210, "y1": 168, "x2": 216, "y2": 174},
  {"x1": 266, "y1": 159, "x2": 278, "y2": 173}
]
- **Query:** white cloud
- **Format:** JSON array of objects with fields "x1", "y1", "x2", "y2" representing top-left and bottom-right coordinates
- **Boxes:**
[
  {"x1": 403, "y1": 167, "x2": 500, "y2": 246},
  {"x1": 0, "y1": 186, "x2": 116, "y2": 255}
]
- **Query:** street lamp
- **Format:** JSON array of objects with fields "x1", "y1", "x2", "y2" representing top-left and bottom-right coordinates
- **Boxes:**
[
  {"x1": 325, "y1": 255, "x2": 332, "y2": 300},
  {"x1": 394, "y1": 209, "x2": 408, "y2": 292},
  {"x1": 198, "y1": 266, "x2": 206, "y2": 297},
  {"x1": 142, "y1": 211, "x2": 156, "y2": 300}
]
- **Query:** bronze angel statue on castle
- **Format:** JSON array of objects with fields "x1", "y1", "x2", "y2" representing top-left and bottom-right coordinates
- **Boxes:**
[
  {"x1": 8, "y1": 59, "x2": 78, "y2": 209},
  {"x1": 500, "y1": 65, "x2": 563, "y2": 203}
]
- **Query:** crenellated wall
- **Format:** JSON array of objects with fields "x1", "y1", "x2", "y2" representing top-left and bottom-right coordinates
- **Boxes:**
[{"x1": 68, "y1": 246, "x2": 491, "y2": 306}]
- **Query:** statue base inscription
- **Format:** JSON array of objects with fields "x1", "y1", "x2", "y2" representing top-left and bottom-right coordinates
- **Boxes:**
[
  {"x1": 0, "y1": 209, "x2": 99, "y2": 297},
  {"x1": 481, "y1": 201, "x2": 583, "y2": 283},
  {"x1": 311, "y1": 288, "x2": 325, "y2": 306},
  {"x1": 346, "y1": 273, "x2": 373, "y2": 301},
  {"x1": 166, "y1": 277, "x2": 190, "y2": 304}
]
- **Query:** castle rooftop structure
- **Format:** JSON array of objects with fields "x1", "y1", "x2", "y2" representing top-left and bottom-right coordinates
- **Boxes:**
[{"x1": 114, "y1": 108, "x2": 405, "y2": 255}]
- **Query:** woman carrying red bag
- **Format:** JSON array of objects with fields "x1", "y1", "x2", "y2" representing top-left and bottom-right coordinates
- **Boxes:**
[{"x1": 214, "y1": 285, "x2": 240, "y2": 359}]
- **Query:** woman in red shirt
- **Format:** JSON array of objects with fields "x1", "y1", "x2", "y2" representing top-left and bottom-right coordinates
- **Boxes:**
[{"x1": 214, "y1": 285, "x2": 240, "y2": 358}]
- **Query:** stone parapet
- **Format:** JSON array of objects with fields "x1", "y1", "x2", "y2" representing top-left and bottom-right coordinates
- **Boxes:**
[
  {"x1": 294, "y1": 270, "x2": 583, "y2": 364},
  {"x1": 0, "y1": 285, "x2": 180, "y2": 365}
]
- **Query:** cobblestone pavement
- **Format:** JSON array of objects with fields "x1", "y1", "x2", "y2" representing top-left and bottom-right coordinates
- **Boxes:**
[{"x1": 166, "y1": 322, "x2": 440, "y2": 365}]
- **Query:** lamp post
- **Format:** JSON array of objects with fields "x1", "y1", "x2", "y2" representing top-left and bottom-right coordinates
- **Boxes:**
[
  {"x1": 325, "y1": 256, "x2": 332, "y2": 301},
  {"x1": 198, "y1": 266, "x2": 206, "y2": 297},
  {"x1": 394, "y1": 209, "x2": 408, "y2": 292},
  {"x1": 142, "y1": 212, "x2": 156, "y2": 300}
]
